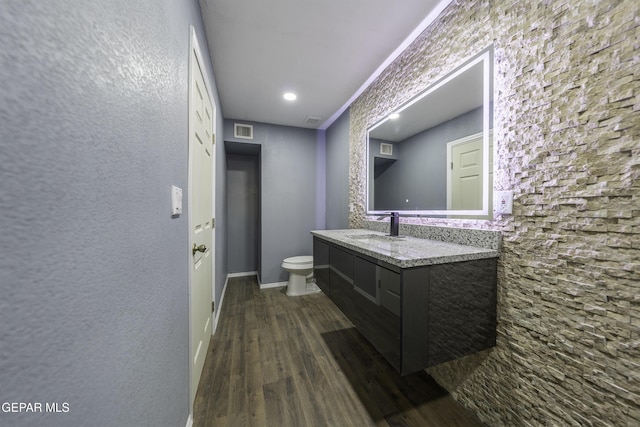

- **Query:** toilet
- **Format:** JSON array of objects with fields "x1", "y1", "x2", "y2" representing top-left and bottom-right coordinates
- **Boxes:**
[{"x1": 281, "y1": 256, "x2": 321, "y2": 296}]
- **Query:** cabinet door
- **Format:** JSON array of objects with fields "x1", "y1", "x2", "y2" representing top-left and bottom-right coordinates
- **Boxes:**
[
  {"x1": 313, "y1": 238, "x2": 330, "y2": 295},
  {"x1": 329, "y1": 245, "x2": 354, "y2": 316},
  {"x1": 402, "y1": 267, "x2": 430, "y2": 375},
  {"x1": 353, "y1": 258, "x2": 401, "y2": 371},
  {"x1": 427, "y1": 259, "x2": 497, "y2": 366}
]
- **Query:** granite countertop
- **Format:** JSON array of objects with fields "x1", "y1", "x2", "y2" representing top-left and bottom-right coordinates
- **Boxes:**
[{"x1": 311, "y1": 229, "x2": 499, "y2": 268}]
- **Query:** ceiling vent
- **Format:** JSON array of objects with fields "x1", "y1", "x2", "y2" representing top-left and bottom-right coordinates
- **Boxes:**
[
  {"x1": 304, "y1": 116, "x2": 322, "y2": 126},
  {"x1": 234, "y1": 123, "x2": 253, "y2": 139},
  {"x1": 380, "y1": 142, "x2": 393, "y2": 156}
]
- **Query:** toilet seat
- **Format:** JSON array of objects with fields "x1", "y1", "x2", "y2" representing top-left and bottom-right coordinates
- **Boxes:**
[{"x1": 283, "y1": 255, "x2": 313, "y2": 267}]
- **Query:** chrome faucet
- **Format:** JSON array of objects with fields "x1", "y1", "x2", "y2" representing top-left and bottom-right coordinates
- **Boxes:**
[{"x1": 376, "y1": 212, "x2": 400, "y2": 236}]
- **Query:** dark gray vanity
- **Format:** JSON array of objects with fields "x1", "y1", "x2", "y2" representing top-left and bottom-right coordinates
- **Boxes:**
[{"x1": 311, "y1": 229, "x2": 498, "y2": 375}]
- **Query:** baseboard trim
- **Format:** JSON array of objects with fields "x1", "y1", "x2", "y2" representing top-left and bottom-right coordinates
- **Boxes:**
[
  {"x1": 228, "y1": 271, "x2": 258, "y2": 278},
  {"x1": 185, "y1": 413, "x2": 193, "y2": 427},
  {"x1": 260, "y1": 281, "x2": 287, "y2": 290},
  {"x1": 212, "y1": 275, "x2": 229, "y2": 337}
]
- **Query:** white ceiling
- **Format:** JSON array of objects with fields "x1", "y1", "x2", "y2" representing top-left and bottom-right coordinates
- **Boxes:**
[{"x1": 198, "y1": 0, "x2": 452, "y2": 130}]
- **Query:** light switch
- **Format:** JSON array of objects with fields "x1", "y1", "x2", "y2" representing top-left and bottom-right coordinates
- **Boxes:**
[
  {"x1": 171, "y1": 185, "x2": 183, "y2": 216},
  {"x1": 495, "y1": 190, "x2": 513, "y2": 215}
]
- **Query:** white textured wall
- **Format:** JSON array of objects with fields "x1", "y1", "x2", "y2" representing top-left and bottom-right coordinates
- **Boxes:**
[
  {"x1": 349, "y1": 0, "x2": 639, "y2": 425},
  {"x1": 0, "y1": 1, "x2": 220, "y2": 426}
]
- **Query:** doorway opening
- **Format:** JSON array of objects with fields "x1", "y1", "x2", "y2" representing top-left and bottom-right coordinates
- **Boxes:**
[{"x1": 225, "y1": 141, "x2": 262, "y2": 283}]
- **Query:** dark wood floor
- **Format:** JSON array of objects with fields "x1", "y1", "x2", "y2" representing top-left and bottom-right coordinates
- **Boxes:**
[{"x1": 193, "y1": 276, "x2": 484, "y2": 427}]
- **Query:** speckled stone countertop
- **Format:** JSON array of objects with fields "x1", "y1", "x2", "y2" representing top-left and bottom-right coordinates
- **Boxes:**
[{"x1": 311, "y1": 229, "x2": 499, "y2": 268}]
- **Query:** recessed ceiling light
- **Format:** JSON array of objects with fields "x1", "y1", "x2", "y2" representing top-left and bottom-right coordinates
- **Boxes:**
[
  {"x1": 283, "y1": 92, "x2": 297, "y2": 101},
  {"x1": 389, "y1": 113, "x2": 400, "y2": 120}
]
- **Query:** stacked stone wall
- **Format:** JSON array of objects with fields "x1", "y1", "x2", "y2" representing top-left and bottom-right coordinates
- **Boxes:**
[{"x1": 349, "y1": 0, "x2": 639, "y2": 425}]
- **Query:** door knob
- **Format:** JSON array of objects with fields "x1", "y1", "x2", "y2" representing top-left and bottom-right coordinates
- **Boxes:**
[{"x1": 192, "y1": 243, "x2": 207, "y2": 256}]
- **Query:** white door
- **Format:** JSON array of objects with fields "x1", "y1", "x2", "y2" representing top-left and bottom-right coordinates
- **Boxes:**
[
  {"x1": 189, "y1": 28, "x2": 215, "y2": 410},
  {"x1": 447, "y1": 131, "x2": 493, "y2": 219},
  {"x1": 451, "y1": 136, "x2": 483, "y2": 210}
]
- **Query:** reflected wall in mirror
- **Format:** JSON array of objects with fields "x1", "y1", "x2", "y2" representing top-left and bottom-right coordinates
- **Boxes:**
[{"x1": 367, "y1": 47, "x2": 493, "y2": 219}]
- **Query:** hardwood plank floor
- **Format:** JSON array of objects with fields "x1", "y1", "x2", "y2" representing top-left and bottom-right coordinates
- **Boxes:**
[{"x1": 193, "y1": 276, "x2": 484, "y2": 427}]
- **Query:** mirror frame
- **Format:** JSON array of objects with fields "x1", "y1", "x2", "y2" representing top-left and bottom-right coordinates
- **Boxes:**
[{"x1": 366, "y1": 47, "x2": 493, "y2": 218}]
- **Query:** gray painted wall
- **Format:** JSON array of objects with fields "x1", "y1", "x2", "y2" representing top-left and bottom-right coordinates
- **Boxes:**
[
  {"x1": 325, "y1": 108, "x2": 351, "y2": 229},
  {"x1": 374, "y1": 107, "x2": 482, "y2": 210},
  {"x1": 0, "y1": 1, "x2": 221, "y2": 426},
  {"x1": 226, "y1": 152, "x2": 260, "y2": 274},
  {"x1": 224, "y1": 120, "x2": 321, "y2": 284}
]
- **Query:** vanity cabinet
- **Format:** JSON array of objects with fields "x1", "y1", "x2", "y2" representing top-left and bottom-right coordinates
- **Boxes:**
[{"x1": 313, "y1": 236, "x2": 497, "y2": 375}]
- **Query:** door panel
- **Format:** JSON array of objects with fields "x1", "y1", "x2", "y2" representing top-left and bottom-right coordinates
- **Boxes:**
[
  {"x1": 447, "y1": 131, "x2": 493, "y2": 219},
  {"x1": 451, "y1": 137, "x2": 482, "y2": 210},
  {"x1": 189, "y1": 30, "x2": 214, "y2": 410}
]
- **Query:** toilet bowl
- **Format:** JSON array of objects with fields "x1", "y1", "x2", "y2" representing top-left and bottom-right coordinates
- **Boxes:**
[{"x1": 281, "y1": 256, "x2": 321, "y2": 296}]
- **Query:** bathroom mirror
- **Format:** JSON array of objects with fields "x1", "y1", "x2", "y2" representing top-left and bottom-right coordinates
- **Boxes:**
[{"x1": 366, "y1": 47, "x2": 493, "y2": 218}]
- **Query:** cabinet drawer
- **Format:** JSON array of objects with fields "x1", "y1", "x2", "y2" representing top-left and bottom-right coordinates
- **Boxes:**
[
  {"x1": 353, "y1": 256, "x2": 376, "y2": 301},
  {"x1": 329, "y1": 245, "x2": 354, "y2": 281},
  {"x1": 378, "y1": 266, "x2": 400, "y2": 317}
]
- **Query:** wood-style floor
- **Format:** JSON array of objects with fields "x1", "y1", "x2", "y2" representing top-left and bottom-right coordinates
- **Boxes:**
[{"x1": 193, "y1": 276, "x2": 484, "y2": 427}]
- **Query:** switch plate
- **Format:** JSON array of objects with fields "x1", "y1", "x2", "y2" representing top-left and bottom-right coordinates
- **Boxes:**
[
  {"x1": 495, "y1": 190, "x2": 513, "y2": 215},
  {"x1": 171, "y1": 185, "x2": 183, "y2": 216}
]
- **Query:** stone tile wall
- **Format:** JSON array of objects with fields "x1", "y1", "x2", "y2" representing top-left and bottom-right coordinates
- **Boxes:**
[{"x1": 349, "y1": 0, "x2": 639, "y2": 425}]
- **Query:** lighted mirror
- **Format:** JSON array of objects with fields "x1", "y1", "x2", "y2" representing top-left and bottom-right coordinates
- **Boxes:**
[{"x1": 366, "y1": 47, "x2": 493, "y2": 218}]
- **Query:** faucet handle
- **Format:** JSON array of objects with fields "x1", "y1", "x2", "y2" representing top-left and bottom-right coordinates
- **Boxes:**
[{"x1": 376, "y1": 211, "x2": 399, "y2": 220}]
